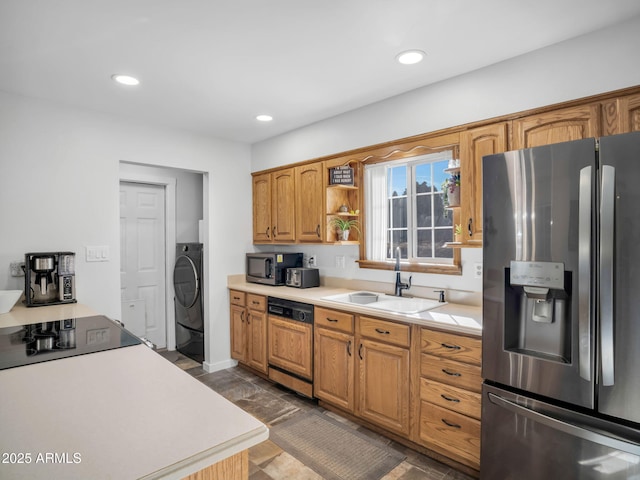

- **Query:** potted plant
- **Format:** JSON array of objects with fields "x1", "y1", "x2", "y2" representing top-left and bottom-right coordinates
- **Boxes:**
[
  {"x1": 442, "y1": 172, "x2": 461, "y2": 208},
  {"x1": 330, "y1": 217, "x2": 360, "y2": 241},
  {"x1": 454, "y1": 224, "x2": 462, "y2": 242}
]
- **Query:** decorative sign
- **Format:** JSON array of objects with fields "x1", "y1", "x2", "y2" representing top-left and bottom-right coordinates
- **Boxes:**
[{"x1": 330, "y1": 166, "x2": 354, "y2": 185}]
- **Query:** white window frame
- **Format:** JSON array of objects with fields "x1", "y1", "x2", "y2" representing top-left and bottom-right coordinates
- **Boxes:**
[{"x1": 365, "y1": 150, "x2": 454, "y2": 265}]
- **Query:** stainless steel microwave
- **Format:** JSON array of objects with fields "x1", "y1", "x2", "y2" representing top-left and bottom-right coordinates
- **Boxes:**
[{"x1": 246, "y1": 252, "x2": 303, "y2": 285}]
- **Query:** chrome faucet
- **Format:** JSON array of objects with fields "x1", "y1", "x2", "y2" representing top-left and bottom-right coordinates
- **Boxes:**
[{"x1": 394, "y1": 247, "x2": 412, "y2": 296}]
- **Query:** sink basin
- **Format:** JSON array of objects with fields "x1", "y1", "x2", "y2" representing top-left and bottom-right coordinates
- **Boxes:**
[{"x1": 322, "y1": 291, "x2": 446, "y2": 314}]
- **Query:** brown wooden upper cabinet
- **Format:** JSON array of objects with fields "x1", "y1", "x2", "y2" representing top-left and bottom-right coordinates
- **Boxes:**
[
  {"x1": 252, "y1": 168, "x2": 296, "y2": 243},
  {"x1": 459, "y1": 123, "x2": 508, "y2": 245},
  {"x1": 612, "y1": 93, "x2": 640, "y2": 134},
  {"x1": 512, "y1": 103, "x2": 601, "y2": 149},
  {"x1": 295, "y1": 162, "x2": 324, "y2": 242}
]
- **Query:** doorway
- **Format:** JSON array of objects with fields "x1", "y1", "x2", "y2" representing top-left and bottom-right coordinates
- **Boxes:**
[{"x1": 120, "y1": 181, "x2": 167, "y2": 347}]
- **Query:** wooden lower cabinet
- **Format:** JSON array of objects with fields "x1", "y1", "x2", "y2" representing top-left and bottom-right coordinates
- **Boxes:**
[
  {"x1": 418, "y1": 327, "x2": 482, "y2": 471},
  {"x1": 357, "y1": 338, "x2": 410, "y2": 436},
  {"x1": 229, "y1": 291, "x2": 267, "y2": 374},
  {"x1": 314, "y1": 326, "x2": 355, "y2": 411}
]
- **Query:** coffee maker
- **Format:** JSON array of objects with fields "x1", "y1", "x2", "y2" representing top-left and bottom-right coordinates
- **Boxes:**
[{"x1": 25, "y1": 252, "x2": 77, "y2": 307}]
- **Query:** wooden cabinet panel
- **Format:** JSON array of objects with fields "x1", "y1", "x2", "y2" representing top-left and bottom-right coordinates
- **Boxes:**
[
  {"x1": 421, "y1": 329, "x2": 481, "y2": 366},
  {"x1": 315, "y1": 306, "x2": 354, "y2": 333},
  {"x1": 271, "y1": 168, "x2": 296, "y2": 242},
  {"x1": 230, "y1": 290, "x2": 246, "y2": 307},
  {"x1": 246, "y1": 294, "x2": 266, "y2": 312},
  {"x1": 421, "y1": 354, "x2": 482, "y2": 393},
  {"x1": 230, "y1": 304, "x2": 246, "y2": 362},
  {"x1": 419, "y1": 401, "x2": 480, "y2": 469},
  {"x1": 247, "y1": 310, "x2": 267, "y2": 373},
  {"x1": 420, "y1": 377, "x2": 481, "y2": 420},
  {"x1": 617, "y1": 93, "x2": 640, "y2": 133},
  {"x1": 314, "y1": 327, "x2": 355, "y2": 412},
  {"x1": 459, "y1": 123, "x2": 508, "y2": 244},
  {"x1": 358, "y1": 316, "x2": 410, "y2": 348},
  {"x1": 296, "y1": 163, "x2": 324, "y2": 242},
  {"x1": 512, "y1": 103, "x2": 601, "y2": 149},
  {"x1": 357, "y1": 338, "x2": 410, "y2": 436},
  {"x1": 268, "y1": 316, "x2": 313, "y2": 380},
  {"x1": 252, "y1": 173, "x2": 272, "y2": 243}
]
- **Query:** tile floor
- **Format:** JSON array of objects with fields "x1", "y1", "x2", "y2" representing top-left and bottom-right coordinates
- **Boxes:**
[{"x1": 159, "y1": 350, "x2": 475, "y2": 480}]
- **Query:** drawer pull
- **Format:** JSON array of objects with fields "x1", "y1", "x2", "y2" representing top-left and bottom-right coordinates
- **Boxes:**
[
  {"x1": 442, "y1": 369, "x2": 462, "y2": 377},
  {"x1": 442, "y1": 418, "x2": 462, "y2": 429},
  {"x1": 441, "y1": 342, "x2": 461, "y2": 350},
  {"x1": 327, "y1": 318, "x2": 339, "y2": 323},
  {"x1": 375, "y1": 328, "x2": 390, "y2": 335},
  {"x1": 233, "y1": 296, "x2": 240, "y2": 301},
  {"x1": 252, "y1": 300, "x2": 260, "y2": 305},
  {"x1": 441, "y1": 394, "x2": 461, "y2": 403}
]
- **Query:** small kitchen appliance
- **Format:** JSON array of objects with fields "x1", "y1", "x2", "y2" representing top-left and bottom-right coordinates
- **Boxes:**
[
  {"x1": 285, "y1": 267, "x2": 320, "y2": 288},
  {"x1": 25, "y1": 252, "x2": 76, "y2": 307},
  {"x1": 246, "y1": 252, "x2": 303, "y2": 285}
]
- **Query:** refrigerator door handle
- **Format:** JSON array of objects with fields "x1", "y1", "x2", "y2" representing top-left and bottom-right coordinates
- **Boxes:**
[
  {"x1": 487, "y1": 392, "x2": 640, "y2": 455},
  {"x1": 600, "y1": 165, "x2": 616, "y2": 386},
  {"x1": 578, "y1": 166, "x2": 592, "y2": 381}
]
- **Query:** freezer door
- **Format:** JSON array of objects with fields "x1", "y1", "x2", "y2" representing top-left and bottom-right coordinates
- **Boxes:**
[
  {"x1": 481, "y1": 383, "x2": 640, "y2": 480},
  {"x1": 482, "y1": 138, "x2": 597, "y2": 408},
  {"x1": 598, "y1": 131, "x2": 640, "y2": 423}
]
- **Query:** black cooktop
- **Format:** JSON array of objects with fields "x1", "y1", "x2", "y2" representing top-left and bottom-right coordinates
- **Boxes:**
[{"x1": 0, "y1": 315, "x2": 142, "y2": 370}]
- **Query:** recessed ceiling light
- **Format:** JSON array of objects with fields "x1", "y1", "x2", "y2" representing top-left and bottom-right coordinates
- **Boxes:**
[
  {"x1": 256, "y1": 114, "x2": 273, "y2": 122},
  {"x1": 111, "y1": 74, "x2": 140, "y2": 86},
  {"x1": 396, "y1": 50, "x2": 425, "y2": 65}
]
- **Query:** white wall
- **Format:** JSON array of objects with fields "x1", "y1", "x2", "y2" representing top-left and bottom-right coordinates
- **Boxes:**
[
  {"x1": 0, "y1": 91, "x2": 253, "y2": 370},
  {"x1": 251, "y1": 15, "x2": 640, "y2": 297}
]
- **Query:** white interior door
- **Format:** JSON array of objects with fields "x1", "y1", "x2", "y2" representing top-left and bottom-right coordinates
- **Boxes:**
[{"x1": 120, "y1": 182, "x2": 166, "y2": 348}]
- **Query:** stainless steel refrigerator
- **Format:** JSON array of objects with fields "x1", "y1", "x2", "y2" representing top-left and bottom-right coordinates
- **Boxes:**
[{"x1": 481, "y1": 131, "x2": 640, "y2": 479}]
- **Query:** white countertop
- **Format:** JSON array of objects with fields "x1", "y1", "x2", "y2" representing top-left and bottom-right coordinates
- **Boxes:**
[
  {"x1": 228, "y1": 280, "x2": 482, "y2": 336},
  {"x1": 0, "y1": 310, "x2": 268, "y2": 480},
  {"x1": 0, "y1": 303, "x2": 99, "y2": 328}
]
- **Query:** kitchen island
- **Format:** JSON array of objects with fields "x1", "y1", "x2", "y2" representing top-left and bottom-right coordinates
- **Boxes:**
[{"x1": 0, "y1": 305, "x2": 268, "y2": 480}]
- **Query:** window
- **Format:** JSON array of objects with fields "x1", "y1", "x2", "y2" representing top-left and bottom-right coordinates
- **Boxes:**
[{"x1": 364, "y1": 150, "x2": 454, "y2": 266}]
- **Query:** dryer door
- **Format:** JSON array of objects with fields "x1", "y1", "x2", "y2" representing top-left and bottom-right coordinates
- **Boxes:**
[{"x1": 174, "y1": 255, "x2": 200, "y2": 309}]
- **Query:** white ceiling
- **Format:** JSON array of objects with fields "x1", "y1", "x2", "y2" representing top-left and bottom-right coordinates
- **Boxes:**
[{"x1": 2, "y1": 1, "x2": 640, "y2": 144}]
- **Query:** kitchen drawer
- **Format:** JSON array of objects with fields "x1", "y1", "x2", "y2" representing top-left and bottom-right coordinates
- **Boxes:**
[
  {"x1": 358, "y1": 316, "x2": 410, "y2": 348},
  {"x1": 420, "y1": 377, "x2": 481, "y2": 420},
  {"x1": 315, "y1": 306, "x2": 354, "y2": 334},
  {"x1": 230, "y1": 290, "x2": 246, "y2": 307},
  {"x1": 421, "y1": 354, "x2": 482, "y2": 393},
  {"x1": 421, "y1": 328, "x2": 481, "y2": 366},
  {"x1": 419, "y1": 400, "x2": 480, "y2": 469},
  {"x1": 246, "y1": 293, "x2": 266, "y2": 312}
]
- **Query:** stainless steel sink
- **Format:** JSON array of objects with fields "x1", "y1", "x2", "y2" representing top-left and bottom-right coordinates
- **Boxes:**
[{"x1": 322, "y1": 291, "x2": 446, "y2": 314}]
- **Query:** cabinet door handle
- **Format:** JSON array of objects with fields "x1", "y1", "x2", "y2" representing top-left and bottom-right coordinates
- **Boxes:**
[
  {"x1": 441, "y1": 394, "x2": 461, "y2": 403},
  {"x1": 347, "y1": 340, "x2": 352, "y2": 357},
  {"x1": 316, "y1": 224, "x2": 321, "y2": 237},
  {"x1": 273, "y1": 225, "x2": 277, "y2": 237},
  {"x1": 375, "y1": 328, "x2": 390, "y2": 335},
  {"x1": 266, "y1": 227, "x2": 270, "y2": 238},
  {"x1": 442, "y1": 369, "x2": 462, "y2": 377},
  {"x1": 442, "y1": 418, "x2": 462, "y2": 429},
  {"x1": 358, "y1": 343, "x2": 363, "y2": 360},
  {"x1": 246, "y1": 314, "x2": 250, "y2": 325},
  {"x1": 327, "y1": 318, "x2": 338, "y2": 323},
  {"x1": 240, "y1": 311, "x2": 245, "y2": 322},
  {"x1": 441, "y1": 343, "x2": 461, "y2": 350},
  {"x1": 468, "y1": 217, "x2": 473, "y2": 237}
]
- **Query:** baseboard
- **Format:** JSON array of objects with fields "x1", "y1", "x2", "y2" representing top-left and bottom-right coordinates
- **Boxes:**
[{"x1": 203, "y1": 358, "x2": 238, "y2": 373}]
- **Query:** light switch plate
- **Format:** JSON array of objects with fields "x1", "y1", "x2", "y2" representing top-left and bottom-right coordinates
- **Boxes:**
[{"x1": 86, "y1": 245, "x2": 110, "y2": 262}]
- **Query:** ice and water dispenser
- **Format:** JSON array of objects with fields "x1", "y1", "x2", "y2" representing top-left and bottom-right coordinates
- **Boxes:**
[{"x1": 504, "y1": 261, "x2": 571, "y2": 363}]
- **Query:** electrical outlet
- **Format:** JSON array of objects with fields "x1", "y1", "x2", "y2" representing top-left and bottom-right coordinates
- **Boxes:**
[
  {"x1": 474, "y1": 262, "x2": 483, "y2": 279},
  {"x1": 10, "y1": 261, "x2": 25, "y2": 277},
  {"x1": 308, "y1": 255, "x2": 317, "y2": 267}
]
